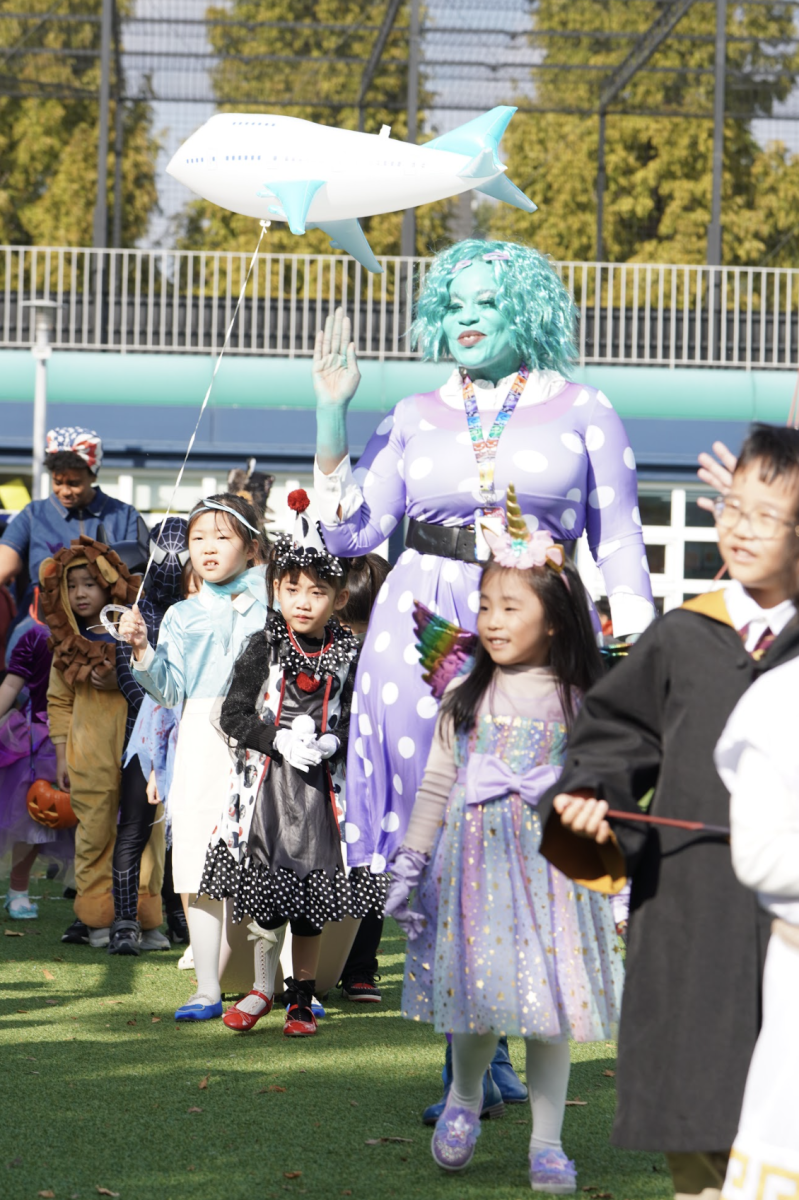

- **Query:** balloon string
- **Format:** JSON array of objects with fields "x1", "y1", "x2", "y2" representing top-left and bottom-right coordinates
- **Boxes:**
[{"x1": 134, "y1": 221, "x2": 270, "y2": 604}]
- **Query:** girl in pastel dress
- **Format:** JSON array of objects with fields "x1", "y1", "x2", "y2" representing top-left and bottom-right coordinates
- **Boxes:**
[
  {"x1": 119, "y1": 493, "x2": 269, "y2": 1021},
  {"x1": 385, "y1": 494, "x2": 624, "y2": 1194}
]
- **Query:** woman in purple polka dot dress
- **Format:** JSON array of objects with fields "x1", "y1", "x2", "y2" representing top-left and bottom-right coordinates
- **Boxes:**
[{"x1": 313, "y1": 240, "x2": 655, "y2": 884}]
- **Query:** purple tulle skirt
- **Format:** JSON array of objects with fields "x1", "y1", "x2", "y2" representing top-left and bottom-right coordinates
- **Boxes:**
[{"x1": 0, "y1": 712, "x2": 74, "y2": 858}]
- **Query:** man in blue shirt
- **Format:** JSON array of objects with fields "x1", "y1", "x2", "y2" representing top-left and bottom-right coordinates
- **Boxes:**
[{"x1": 0, "y1": 426, "x2": 145, "y2": 594}]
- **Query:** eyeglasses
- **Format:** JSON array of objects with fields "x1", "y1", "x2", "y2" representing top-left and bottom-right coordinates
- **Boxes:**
[{"x1": 712, "y1": 496, "x2": 799, "y2": 540}]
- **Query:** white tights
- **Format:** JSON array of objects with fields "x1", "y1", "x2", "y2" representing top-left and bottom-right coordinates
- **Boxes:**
[
  {"x1": 450, "y1": 1033, "x2": 571, "y2": 1155},
  {"x1": 187, "y1": 895, "x2": 224, "y2": 1004}
]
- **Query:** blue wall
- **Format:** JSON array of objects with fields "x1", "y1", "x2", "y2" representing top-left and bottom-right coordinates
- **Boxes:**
[{"x1": 1, "y1": 349, "x2": 794, "y2": 476}]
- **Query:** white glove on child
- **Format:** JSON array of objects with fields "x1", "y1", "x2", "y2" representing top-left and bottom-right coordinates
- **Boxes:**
[
  {"x1": 274, "y1": 727, "x2": 324, "y2": 772},
  {"x1": 315, "y1": 733, "x2": 340, "y2": 760}
]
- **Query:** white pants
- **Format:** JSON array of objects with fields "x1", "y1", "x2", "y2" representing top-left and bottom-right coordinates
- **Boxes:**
[
  {"x1": 170, "y1": 698, "x2": 229, "y2": 893},
  {"x1": 722, "y1": 928, "x2": 799, "y2": 1199}
]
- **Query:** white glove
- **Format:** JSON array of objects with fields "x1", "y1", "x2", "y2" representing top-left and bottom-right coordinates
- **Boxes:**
[
  {"x1": 315, "y1": 733, "x2": 340, "y2": 760},
  {"x1": 274, "y1": 727, "x2": 324, "y2": 772}
]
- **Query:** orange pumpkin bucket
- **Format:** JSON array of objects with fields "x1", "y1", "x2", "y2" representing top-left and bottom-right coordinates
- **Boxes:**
[{"x1": 26, "y1": 780, "x2": 78, "y2": 830}]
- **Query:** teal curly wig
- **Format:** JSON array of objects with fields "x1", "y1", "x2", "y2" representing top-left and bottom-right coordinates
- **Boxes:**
[{"x1": 410, "y1": 240, "x2": 577, "y2": 375}]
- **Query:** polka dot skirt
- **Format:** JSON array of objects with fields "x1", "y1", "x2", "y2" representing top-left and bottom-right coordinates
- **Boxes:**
[{"x1": 199, "y1": 840, "x2": 388, "y2": 930}]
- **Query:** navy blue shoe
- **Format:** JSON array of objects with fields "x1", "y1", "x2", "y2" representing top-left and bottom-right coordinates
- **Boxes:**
[
  {"x1": 422, "y1": 1042, "x2": 505, "y2": 1126},
  {"x1": 491, "y1": 1035, "x2": 529, "y2": 1104}
]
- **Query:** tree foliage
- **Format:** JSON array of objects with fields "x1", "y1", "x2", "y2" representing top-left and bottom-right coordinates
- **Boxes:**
[
  {"x1": 0, "y1": 0, "x2": 158, "y2": 247},
  {"x1": 176, "y1": 0, "x2": 453, "y2": 258},
  {"x1": 488, "y1": 0, "x2": 799, "y2": 265}
]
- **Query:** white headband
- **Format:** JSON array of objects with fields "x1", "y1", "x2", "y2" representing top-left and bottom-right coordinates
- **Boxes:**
[{"x1": 199, "y1": 499, "x2": 260, "y2": 535}]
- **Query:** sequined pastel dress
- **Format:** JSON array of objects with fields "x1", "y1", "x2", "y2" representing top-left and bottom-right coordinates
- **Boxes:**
[{"x1": 402, "y1": 667, "x2": 623, "y2": 1041}]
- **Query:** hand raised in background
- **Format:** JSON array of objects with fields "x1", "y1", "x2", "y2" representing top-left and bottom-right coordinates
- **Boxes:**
[
  {"x1": 697, "y1": 441, "x2": 736, "y2": 513},
  {"x1": 312, "y1": 307, "x2": 361, "y2": 410}
]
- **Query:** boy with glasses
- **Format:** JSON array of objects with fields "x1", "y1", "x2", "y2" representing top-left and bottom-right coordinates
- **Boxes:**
[{"x1": 538, "y1": 424, "x2": 799, "y2": 1200}]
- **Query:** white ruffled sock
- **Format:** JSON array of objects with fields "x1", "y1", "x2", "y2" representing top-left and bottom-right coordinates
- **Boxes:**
[{"x1": 234, "y1": 923, "x2": 287, "y2": 1016}]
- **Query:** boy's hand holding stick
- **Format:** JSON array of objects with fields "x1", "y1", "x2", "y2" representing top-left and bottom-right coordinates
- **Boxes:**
[
  {"x1": 553, "y1": 791, "x2": 730, "y2": 838},
  {"x1": 553, "y1": 791, "x2": 613, "y2": 843}
]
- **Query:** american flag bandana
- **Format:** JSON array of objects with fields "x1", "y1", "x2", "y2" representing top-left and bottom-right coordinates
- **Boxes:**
[{"x1": 45, "y1": 426, "x2": 103, "y2": 472}]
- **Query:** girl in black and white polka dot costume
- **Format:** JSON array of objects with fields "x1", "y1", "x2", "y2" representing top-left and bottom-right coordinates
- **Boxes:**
[{"x1": 199, "y1": 490, "x2": 386, "y2": 1038}]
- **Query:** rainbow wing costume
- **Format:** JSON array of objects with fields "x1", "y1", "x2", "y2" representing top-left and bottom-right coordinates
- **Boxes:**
[{"x1": 413, "y1": 602, "x2": 479, "y2": 701}]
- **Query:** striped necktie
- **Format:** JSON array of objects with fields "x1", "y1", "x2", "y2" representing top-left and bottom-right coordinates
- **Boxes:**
[{"x1": 742, "y1": 625, "x2": 775, "y2": 661}]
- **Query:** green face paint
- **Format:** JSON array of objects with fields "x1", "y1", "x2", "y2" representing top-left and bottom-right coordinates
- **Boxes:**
[{"x1": 441, "y1": 259, "x2": 521, "y2": 383}]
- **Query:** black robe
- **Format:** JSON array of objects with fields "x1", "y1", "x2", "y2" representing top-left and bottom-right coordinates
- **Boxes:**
[{"x1": 539, "y1": 590, "x2": 799, "y2": 1154}]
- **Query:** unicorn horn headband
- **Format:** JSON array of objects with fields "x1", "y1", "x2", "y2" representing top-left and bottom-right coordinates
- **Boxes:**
[{"x1": 482, "y1": 483, "x2": 566, "y2": 573}]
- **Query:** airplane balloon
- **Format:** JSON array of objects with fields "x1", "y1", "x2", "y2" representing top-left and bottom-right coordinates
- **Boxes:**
[{"x1": 167, "y1": 106, "x2": 536, "y2": 273}]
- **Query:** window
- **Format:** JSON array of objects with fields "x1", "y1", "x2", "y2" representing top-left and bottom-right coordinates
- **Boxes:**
[
  {"x1": 576, "y1": 484, "x2": 724, "y2": 617},
  {"x1": 638, "y1": 491, "x2": 671, "y2": 525},
  {"x1": 645, "y1": 543, "x2": 665, "y2": 574},
  {"x1": 684, "y1": 541, "x2": 723, "y2": 580}
]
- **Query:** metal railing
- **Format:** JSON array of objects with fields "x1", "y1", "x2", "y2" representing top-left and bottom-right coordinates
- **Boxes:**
[{"x1": 2, "y1": 244, "x2": 798, "y2": 369}]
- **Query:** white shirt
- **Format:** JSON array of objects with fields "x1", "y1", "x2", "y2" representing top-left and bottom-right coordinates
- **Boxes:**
[
  {"x1": 716, "y1": 657, "x2": 799, "y2": 925},
  {"x1": 438, "y1": 367, "x2": 569, "y2": 411},
  {"x1": 723, "y1": 579, "x2": 796, "y2": 652}
]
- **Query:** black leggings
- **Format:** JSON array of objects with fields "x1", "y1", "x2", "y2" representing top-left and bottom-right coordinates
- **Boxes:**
[
  {"x1": 342, "y1": 908, "x2": 383, "y2": 980},
  {"x1": 112, "y1": 759, "x2": 158, "y2": 921},
  {"x1": 261, "y1": 914, "x2": 323, "y2": 938}
]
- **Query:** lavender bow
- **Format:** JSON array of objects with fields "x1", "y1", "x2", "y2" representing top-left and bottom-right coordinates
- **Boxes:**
[{"x1": 463, "y1": 754, "x2": 560, "y2": 808}]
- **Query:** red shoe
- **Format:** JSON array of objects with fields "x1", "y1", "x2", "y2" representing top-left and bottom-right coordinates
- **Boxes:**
[
  {"x1": 283, "y1": 1002, "x2": 317, "y2": 1037},
  {"x1": 223, "y1": 989, "x2": 273, "y2": 1032}
]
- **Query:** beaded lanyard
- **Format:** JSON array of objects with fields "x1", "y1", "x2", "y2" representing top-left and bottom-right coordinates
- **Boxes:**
[{"x1": 460, "y1": 362, "x2": 529, "y2": 505}]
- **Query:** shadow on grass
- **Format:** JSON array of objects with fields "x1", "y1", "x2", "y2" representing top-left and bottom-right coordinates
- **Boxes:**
[{"x1": 1, "y1": 881, "x2": 670, "y2": 1200}]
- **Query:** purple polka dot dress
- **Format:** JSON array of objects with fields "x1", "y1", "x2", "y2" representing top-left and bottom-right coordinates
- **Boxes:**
[{"x1": 319, "y1": 372, "x2": 654, "y2": 872}]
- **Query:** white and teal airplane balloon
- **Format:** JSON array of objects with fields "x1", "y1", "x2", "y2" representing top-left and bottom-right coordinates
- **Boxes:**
[{"x1": 167, "y1": 106, "x2": 535, "y2": 273}]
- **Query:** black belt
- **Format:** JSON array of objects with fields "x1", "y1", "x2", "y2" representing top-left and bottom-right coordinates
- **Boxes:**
[
  {"x1": 405, "y1": 519, "x2": 578, "y2": 564},
  {"x1": 405, "y1": 519, "x2": 476, "y2": 562}
]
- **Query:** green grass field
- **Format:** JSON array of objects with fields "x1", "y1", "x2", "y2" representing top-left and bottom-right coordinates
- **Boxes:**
[{"x1": 1, "y1": 876, "x2": 671, "y2": 1200}]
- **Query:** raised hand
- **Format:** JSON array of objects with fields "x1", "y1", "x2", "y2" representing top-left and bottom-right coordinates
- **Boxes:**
[
  {"x1": 118, "y1": 605, "x2": 149, "y2": 657},
  {"x1": 697, "y1": 441, "x2": 737, "y2": 513},
  {"x1": 312, "y1": 307, "x2": 361, "y2": 410}
]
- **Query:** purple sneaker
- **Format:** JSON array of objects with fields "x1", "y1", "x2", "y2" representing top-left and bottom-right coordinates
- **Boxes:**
[
  {"x1": 529, "y1": 1148, "x2": 577, "y2": 1194},
  {"x1": 431, "y1": 1102, "x2": 482, "y2": 1171}
]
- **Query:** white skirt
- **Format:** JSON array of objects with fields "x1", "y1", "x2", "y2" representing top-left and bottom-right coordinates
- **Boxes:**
[
  {"x1": 170, "y1": 698, "x2": 230, "y2": 894},
  {"x1": 722, "y1": 926, "x2": 799, "y2": 1199}
]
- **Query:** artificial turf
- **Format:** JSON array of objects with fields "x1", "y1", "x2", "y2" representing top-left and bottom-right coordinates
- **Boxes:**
[{"x1": 1, "y1": 876, "x2": 670, "y2": 1200}]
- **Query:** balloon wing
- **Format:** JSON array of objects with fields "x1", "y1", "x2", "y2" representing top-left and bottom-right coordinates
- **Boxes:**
[{"x1": 413, "y1": 601, "x2": 479, "y2": 701}]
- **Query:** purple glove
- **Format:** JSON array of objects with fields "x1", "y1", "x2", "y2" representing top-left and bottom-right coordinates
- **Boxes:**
[{"x1": 384, "y1": 847, "x2": 429, "y2": 941}]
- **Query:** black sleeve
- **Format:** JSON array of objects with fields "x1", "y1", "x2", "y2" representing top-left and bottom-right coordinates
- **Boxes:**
[
  {"x1": 331, "y1": 656, "x2": 357, "y2": 771},
  {"x1": 219, "y1": 641, "x2": 283, "y2": 760},
  {"x1": 539, "y1": 617, "x2": 667, "y2": 880},
  {"x1": 116, "y1": 641, "x2": 146, "y2": 715}
]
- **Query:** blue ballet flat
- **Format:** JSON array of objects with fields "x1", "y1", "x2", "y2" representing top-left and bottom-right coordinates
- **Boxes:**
[
  {"x1": 4, "y1": 894, "x2": 38, "y2": 920},
  {"x1": 174, "y1": 998, "x2": 223, "y2": 1021}
]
